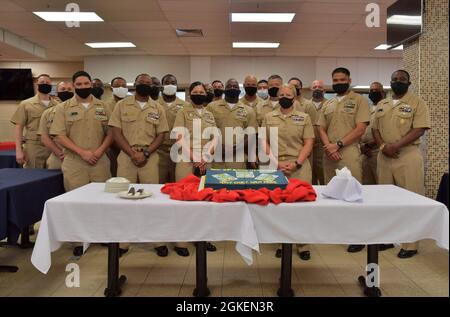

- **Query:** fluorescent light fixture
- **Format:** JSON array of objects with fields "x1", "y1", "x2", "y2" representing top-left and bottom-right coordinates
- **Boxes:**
[
  {"x1": 353, "y1": 85, "x2": 391, "y2": 89},
  {"x1": 85, "y1": 42, "x2": 136, "y2": 48},
  {"x1": 231, "y1": 13, "x2": 295, "y2": 23},
  {"x1": 233, "y1": 42, "x2": 280, "y2": 48},
  {"x1": 374, "y1": 44, "x2": 403, "y2": 50},
  {"x1": 387, "y1": 15, "x2": 421, "y2": 26},
  {"x1": 33, "y1": 11, "x2": 103, "y2": 22}
]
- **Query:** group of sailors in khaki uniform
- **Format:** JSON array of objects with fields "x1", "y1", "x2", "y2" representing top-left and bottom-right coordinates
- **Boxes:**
[{"x1": 11, "y1": 67, "x2": 430, "y2": 260}]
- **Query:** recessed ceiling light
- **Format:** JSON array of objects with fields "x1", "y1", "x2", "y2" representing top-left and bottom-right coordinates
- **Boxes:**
[
  {"x1": 353, "y1": 85, "x2": 391, "y2": 89},
  {"x1": 85, "y1": 42, "x2": 136, "y2": 48},
  {"x1": 231, "y1": 13, "x2": 295, "y2": 23},
  {"x1": 374, "y1": 44, "x2": 403, "y2": 50},
  {"x1": 387, "y1": 15, "x2": 421, "y2": 26},
  {"x1": 233, "y1": 42, "x2": 280, "y2": 48},
  {"x1": 33, "y1": 11, "x2": 103, "y2": 22}
]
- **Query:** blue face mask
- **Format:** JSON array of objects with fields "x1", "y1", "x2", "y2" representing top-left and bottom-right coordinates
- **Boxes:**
[{"x1": 257, "y1": 89, "x2": 268, "y2": 99}]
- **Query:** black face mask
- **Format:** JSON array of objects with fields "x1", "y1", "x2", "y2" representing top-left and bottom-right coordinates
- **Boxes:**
[
  {"x1": 38, "y1": 84, "x2": 52, "y2": 94},
  {"x1": 295, "y1": 88, "x2": 301, "y2": 96},
  {"x1": 279, "y1": 97, "x2": 294, "y2": 109},
  {"x1": 135, "y1": 84, "x2": 151, "y2": 97},
  {"x1": 75, "y1": 87, "x2": 92, "y2": 99},
  {"x1": 268, "y1": 87, "x2": 279, "y2": 98},
  {"x1": 58, "y1": 91, "x2": 74, "y2": 102},
  {"x1": 390, "y1": 81, "x2": 409, "y2": 96},
  {"x1": 332, "y1": 83, "x2": 349, "y2": 94},
  {"x1": 92, "y1": 87, "x2": 104, "y2": 99},
  {"x1": 244, "y1": 86, "x2": 257, "y2": 97},
  {"x1": 312, "y1": 89, "x2": 323, "y2": 99},
  {"x1": 213, "y1": 89, "x2": 224, "y2": 97},
  {"x1": 206, "y1": 92, "x2": 214, "y2": 104},
  {"x1": 224, "y1": 89, "x2": 241, "y2": 99},
  {"x1": 149, "y1": 86, "x2": 160, "y2": 100},
  {"x1": 191, "y1": 94, "x2": 207, "y2": 105},
  {"x1": 368, "y1": 91, "x2": 383, "y2": 104}
]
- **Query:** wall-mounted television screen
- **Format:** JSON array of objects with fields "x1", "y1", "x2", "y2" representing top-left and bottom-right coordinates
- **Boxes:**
[
  {"x1": 387, "y1": 0, "x2": 423, "y2": 49},
  {"x1": 0, "y1": 68, "x2": 35, "y2": 100}
]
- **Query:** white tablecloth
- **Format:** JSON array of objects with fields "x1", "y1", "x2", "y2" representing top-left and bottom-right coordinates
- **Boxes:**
[
  {"x1": 31, "y1": 183, "x2": 260, "y2": 274},
  {"x1": 249, "y1": 185, "x2": 449, "y2": 249},
  {"x1": 32, "y1": 183, "x2": 449, "y2": 274}
]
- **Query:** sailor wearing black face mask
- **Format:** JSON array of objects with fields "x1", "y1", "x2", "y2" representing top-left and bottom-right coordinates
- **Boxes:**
[
  {"x1": 49, "y1": 71, "x2": 114, "y2": 257},
  {"x1": 239, "y1": 75, "x2": 262, "y2": 109},
  {"x1": 109, "y1": 73, "x2": 169, "y2": 257},
  {"x1": 372, "y1": 70, "x2": 431, "y2": 259},
  {"x1": 92, "y1": 78, "x2": 105, "y2": 100},
  {"x1": 360, "y1": 82, "x2": 385, "y2": 186},
  {"x1": 255, "y1": 74, "x2": 283, "y2": 126},
  {"x1": 211, "y1": 79, "x2": 224, "y2": 102},
  {"x1": 310, "y1": 79, "x2": 328, "y2": 186},
  {"x1": 262, "y1": 84, "x2": 315, "y2": 260},
  {"x1": 206, "y1": 78, "x2": 258, "y2": 170},
  {"x1": 11, "y1": 74, "x2": 58, "y2": 168},
  {"x1": 37, "y1": 81, "x2": 74, "y2": 170},
  {"x1": 318, "y1": 67, "x2": 370, "y2": 254},
  {"x1": 172, "y1": 81, "x2": 218, "y2": 257},
  {"x1": 156, "y1": 74, "x2": 190, "y2": 185}
]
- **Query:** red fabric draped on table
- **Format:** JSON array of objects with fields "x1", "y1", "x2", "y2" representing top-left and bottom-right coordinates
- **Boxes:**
[{"x1": 161, "y1": 174, "x2": 316, "y2": 206}]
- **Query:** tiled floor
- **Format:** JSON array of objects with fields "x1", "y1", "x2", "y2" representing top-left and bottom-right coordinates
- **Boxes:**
[{"x1": 0, "y1": 236, "x2": 448, "y2": 297}]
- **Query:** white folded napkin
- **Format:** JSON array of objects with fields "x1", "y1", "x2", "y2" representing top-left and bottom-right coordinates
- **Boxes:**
[{"x1": 322, "y1": 167, "x2": 363, "y2": 202}]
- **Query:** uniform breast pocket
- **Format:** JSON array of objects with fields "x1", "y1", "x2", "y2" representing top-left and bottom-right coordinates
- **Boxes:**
[
  {"x1": 292, "y1": 120, "x2": 306, "y2": 136},
  {"x1": 396, "y1": 111, "x2": 413, "y2": 134},
  {"x1": 341, "y1": 106, "x2": 356, "y2": 115}
]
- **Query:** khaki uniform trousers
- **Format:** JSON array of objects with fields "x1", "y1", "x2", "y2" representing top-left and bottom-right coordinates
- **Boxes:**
[
  {"x1": 23, "y1": 140, "x2": 51, "y2": 169},
  {"x1": 323, "y1": 144, "x2": 363, "y2": 184},
  {"x1": 117, "y1": 150, "x2": 160, "y2": 249},
  {"x1": 46, "y1": 152, "x2": 62, "y2": 170},
  {"x1": 312, "y1": 143, "x2": 324, "y2": 185},
  {"x1": 117, "y1": 150, "x2": 159, "y2": 184},
  {"x1": 158, "y1": 146, "x2": 176, "y2": 184},
  {"x1": 176, "y1": 161, "x2": 212, "y2": 182},
  {"x1": 377, "y1": 145, "x2": 425, "y2": 251},
  {"x1": 61, "y1": 152, "x2": 111, "y2": 192},
  {"x1": 362, "y1": 149, "x2": 379, "y2": 185}
]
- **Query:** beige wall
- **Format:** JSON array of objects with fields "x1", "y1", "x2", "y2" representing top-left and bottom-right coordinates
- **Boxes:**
[{"x1": 403, "y1": 0, "x2": 449, "y2": 198}]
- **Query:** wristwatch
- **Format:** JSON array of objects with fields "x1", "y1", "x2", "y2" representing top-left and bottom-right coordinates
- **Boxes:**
[
  {"x1": 295, "y1": 161, "x2": 302, "y2": 169},
  {"x1": 337, "y1": 140, "x2": 344, "y2": 149},
  {"x1": 143, "y1": 149, "x2": 150, "y2": 159}
]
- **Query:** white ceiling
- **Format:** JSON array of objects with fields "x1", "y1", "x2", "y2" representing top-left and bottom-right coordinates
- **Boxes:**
[{"x1": 0, "y1": 0, "x2": 402, "y2": 61}]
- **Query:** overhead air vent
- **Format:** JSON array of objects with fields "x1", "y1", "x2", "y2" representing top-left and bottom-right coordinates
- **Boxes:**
[{"x1": 175, "y1": 29, "x2": 203, "y2": 37}]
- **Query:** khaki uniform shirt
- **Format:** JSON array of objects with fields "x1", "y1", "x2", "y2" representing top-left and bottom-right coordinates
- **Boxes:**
[
  {"x1": 256, "y1": 99, "x2": 281, "y2": 126},
  {"x1": 373, "y1": 92, "x2": 430, "y2": 145},
  {"x1": 318, "y1": 91, "x2": 370, "y2": 143},
  {"x1": 108, "y1": 95, "x2": 169, "y2": 147},
  {"x1": 50, "y1": 96, "x2": 110, "y2": 151},
  {"x1": 173, "y1": 105, "x2": 216, "y2": 151},
  {"x1": 295, "y1": 97, "x2": 319, "y2": 127},
  {"x1": 262, "y1": 108, "x2": 315, "y2": 161},
  {"x1": 206, "y1": 100, "x2": 257, "y2": 147},
  {"x1": 11, "y1": 95, "x2": 58, "y2": 141},
  {"x1": 157, "y1": 96, "x2": 190, "y2": 150},
  {"x1": 37, "y1": 106, "x2": 57, "y2": 138},
  {"x1": 239, "y1": 95, "x2": 262, "y2": 109}
]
